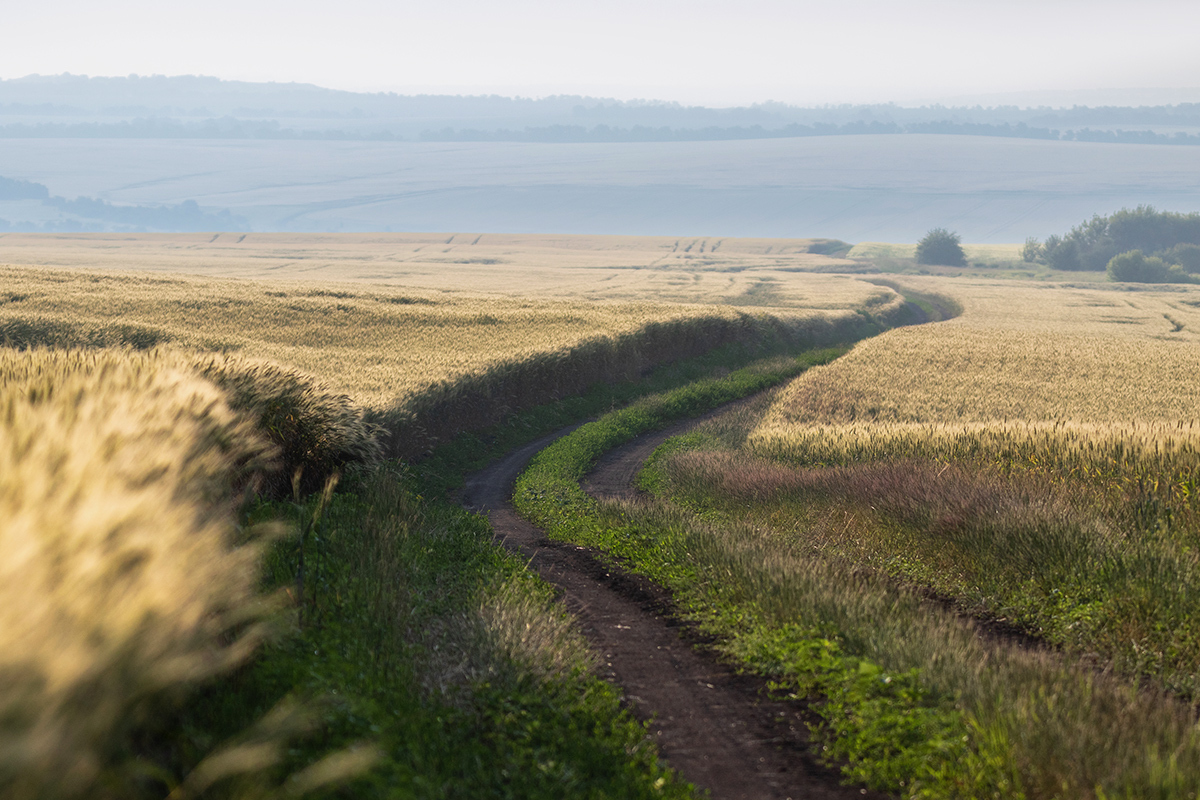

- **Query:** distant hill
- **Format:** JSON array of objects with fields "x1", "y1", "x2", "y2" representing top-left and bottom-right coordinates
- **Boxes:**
[
  {"x1": 2, "y1": 74, "x2": 1200, "y2": 145},
  {"x1": 0, "y1": 173, "x2": 247, "y2": 233}
]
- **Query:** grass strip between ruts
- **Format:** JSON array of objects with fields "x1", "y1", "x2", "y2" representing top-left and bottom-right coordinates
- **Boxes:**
[{"x1": 511, "y1": 350, "x2": 1004, "y2": 798}]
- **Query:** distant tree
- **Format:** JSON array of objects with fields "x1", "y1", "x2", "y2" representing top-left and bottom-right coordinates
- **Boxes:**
[
  {"x1": 1108, "y1": 205, "x2": 1200, "y2": 253},
  {"x1": 1106, "y1": 249, "x2": 1185, "y2": 283},
  {"x1": 1043, "y1": 234, "x2": 1082, "y2": 270},
  {"x1": 1021, "y1": 237, "x2": 1043, "y2": 263},
  {"x1": 1043, "y1": 206, "x2": 1200, "y2": 272},
  {"x1": 915, "y1": 228, "x2": 967, "y2": 267},
  {"x1": 1164, "y1": 242, "x2": 1200, "y2": 273}
]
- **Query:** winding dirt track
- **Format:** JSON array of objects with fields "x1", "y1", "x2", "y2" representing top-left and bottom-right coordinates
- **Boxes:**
[{"x1": 460, "y1": 415, "x2": 889, "y2": 800}]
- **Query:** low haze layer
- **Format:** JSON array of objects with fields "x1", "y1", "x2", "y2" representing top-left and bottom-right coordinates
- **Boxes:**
[{"x1": 3, "y1": 135, "x2": 1199, "y2": 241}]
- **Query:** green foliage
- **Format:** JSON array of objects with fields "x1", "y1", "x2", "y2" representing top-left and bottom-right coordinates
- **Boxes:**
[
  {"x1": 1021, "y1": 237, "x2": 1042, "y2": 263},
  {"x1": 915, "y1": 229, "x2": 967, "y2": 267},
  {"x1": 806, "y1": 238, "x2": 854, "y2": 257},
  {"x1": 1043, "y1": 205, "x2": 1200, "y2": 271},
  {"x1": 1109, "y1": 205, "x2": 1200, "y2": 253},
  {"x1": 1106, "y1": 249, "x2": 1190, "y2": 283},
  {"x1": 174, "y1": 468, "x2": 693, "y2": 799},
  {"x1": 1041, "y1": 234, "x2": 1081, "y2": 270},
  {"x1": 1164, "y1": 242, "x2": 1200, "y2": 273},
  {"x1": 732, "y1": 627, "x2": 973, "y2": 795}
]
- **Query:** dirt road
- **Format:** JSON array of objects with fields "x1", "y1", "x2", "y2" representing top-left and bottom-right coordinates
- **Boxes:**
[{"x1": 461, "y1": 419, "x2": 887, "y2": 800}]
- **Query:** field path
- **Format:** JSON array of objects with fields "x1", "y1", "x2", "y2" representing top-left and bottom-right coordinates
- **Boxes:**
[{"x1": 461, "y1": 414, "x2": 886, "y2": 800}]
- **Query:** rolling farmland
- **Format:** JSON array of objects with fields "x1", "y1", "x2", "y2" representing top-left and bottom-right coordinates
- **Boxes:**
[
  {"x1": 4, "y1": 134, "x2": 1200, "y2": 240},
  {"x1": 0, "y1": 237, "x2": 912, "y2": 799},
  {"x1": 7, "y1": 230, "x2": 1200, "y2": 799}
]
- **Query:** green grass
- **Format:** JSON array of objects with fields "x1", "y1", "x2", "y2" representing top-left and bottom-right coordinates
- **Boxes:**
[
  {"x1": 166, "y1": 467, "x2": 693, "y2": 799},
  {"x1": 512, "y1": 362, "x2": 1200, "y2": 799},
  {"x1": 413, "y1": 324, "x2": 884, "y2": 500},
  {"x1": 659, "y1": 446, "x2": 1200, "y2": 697},
  {"x1": 509, "y1": 353, "x2": 993, "y2": 796}
]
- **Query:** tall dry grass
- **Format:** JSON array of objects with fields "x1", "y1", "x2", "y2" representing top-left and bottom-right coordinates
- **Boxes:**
[{"x1": 636, "y1": 404, "x2": 1200, "y2": 795}]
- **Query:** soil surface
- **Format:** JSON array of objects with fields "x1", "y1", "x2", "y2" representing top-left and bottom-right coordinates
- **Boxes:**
[{"x1": 460, "y1": 418, "x2": 890, "y2": 800}]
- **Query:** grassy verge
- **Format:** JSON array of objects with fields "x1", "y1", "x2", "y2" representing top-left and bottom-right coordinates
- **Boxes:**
[
  {"x1": 166, "y1": 467, "x2": 692, "y2": 799},
  {"x1": 415, "y1": 340, "x2": 856, "y2": 498},
  {"x1": 413, "y1": 280, "x2": 952, "y2": 498},
  {"x1": 383, "y1": 300, "x2": 907, "y2": 464},
  {"x1": 662, "y1": 436, "x2": 1200, "y2": 697},
  {"x1": 513, "y1": 367, "x2": 1200, "y2": 799}
]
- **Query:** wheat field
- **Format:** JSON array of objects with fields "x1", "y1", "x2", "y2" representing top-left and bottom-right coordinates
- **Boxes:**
[
  {"x1": 0, "y1": 232, "x2": 856, "y2": 300},
  {"x1": 0, "y1": 349, "x2": 273, "y2": 797},
  {"x1": 751, "y1": 278, "x2": 1200, "y2": 463},
  {"x1": 0, "y1": 234, "x2": 910, "y2": 797},
  {"x1": 636, "y1": 277, "x2": 1200, "y2": 797},
  {"x1": 0, "y1": 261, "x2": 886, "y2": 408}
]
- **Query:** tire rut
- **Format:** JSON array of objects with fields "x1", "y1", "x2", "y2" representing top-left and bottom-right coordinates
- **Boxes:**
[{"x1": 460, "y1": 420, "x2": 888, "y2": 800}]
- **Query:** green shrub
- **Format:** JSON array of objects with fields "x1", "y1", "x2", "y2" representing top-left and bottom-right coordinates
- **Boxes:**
[
  {"x1": 915, "y1": 229, "x2": 966, "y2": 267},
  {"x1": 1106, "y1": 250, "x2": 1186, "y2": 283}
]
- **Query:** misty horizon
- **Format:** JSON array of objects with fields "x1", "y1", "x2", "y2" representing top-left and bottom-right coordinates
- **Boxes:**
[
  {"x1": 4, "y1": 72, "x2": 1200, "y2": 113},
  {"x1": 4, "y1": 0, "x2": 1200, "y2": 243},
  {"x1": 6, "y1": 0, "x2": 1200, "y2": 109}
]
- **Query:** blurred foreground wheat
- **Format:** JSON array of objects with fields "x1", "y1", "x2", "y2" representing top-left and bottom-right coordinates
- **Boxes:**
[
  {"x1": 0, "y1": 345, "x2": 384, "y2": 798},
  {"x1": 0, "y1": 349, "x2": 275, "y2": 796}
]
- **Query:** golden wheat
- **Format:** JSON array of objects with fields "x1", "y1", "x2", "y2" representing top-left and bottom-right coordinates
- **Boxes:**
[
  {"x1": 0, "y1": 264, "x2": 886, "y2": 411},
  {"x1": 0, "y1": 348, "x2": 273, "y2": 797},
  {"x1": 0, "y1": 231, "x2": 856, "y2": 294},
  {"x1": 751, "y1": 278, "x2": 1200, "y2": 480}
]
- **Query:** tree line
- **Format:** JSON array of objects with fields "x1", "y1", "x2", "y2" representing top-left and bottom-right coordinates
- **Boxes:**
[{"x1": 1023, "y1": 206, "x2": 1200, "y2": 282}]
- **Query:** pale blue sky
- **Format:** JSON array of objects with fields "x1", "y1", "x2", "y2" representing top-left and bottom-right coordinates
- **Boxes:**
[{"x1": 6, "y1": 0, "x2": 1199, "y2": 106}]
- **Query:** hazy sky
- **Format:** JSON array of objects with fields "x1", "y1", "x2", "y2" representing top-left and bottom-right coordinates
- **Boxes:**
[{"x1": 6, "y1": 0, "x2": 1200, "y2": 106}]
